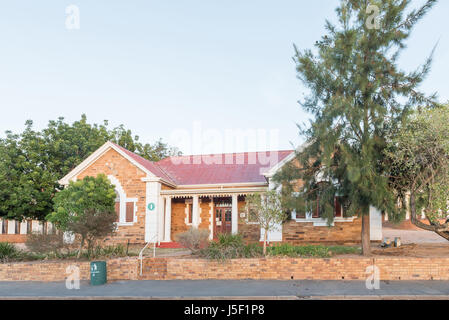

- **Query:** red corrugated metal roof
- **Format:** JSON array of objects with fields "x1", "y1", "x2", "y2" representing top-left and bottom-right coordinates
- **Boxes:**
[
  {"x1": 112, "y1": 142, "x2": 293, "y2": 186},
  {"x1": 157, "y1": 151, "x2": 293, "y2": 185}
]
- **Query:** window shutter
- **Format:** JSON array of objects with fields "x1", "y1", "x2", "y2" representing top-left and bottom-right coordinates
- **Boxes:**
[
  {"x1": 115, "y1": 202, "x2": 120, "y2": 222},
  {"x1": 126, "y1": 202, "x2": 134, "y2": 223}
]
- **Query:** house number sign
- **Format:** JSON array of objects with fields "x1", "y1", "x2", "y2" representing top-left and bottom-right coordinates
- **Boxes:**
[{"x1": 147, "y1": 203, "x2": 155, "y2": 211}]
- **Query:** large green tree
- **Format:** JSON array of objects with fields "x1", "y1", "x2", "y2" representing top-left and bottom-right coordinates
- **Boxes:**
[
  {"x1": 275, "y1": 0, "x2": 438, "y2": 255},
  {"x1": 385, "y1": 105, "x2": 449, "y2": 240},
  {"x1": 0, "y1": 122, "x2": 56, "y2": 220},
  {"x1": 0, "y1": 114, "x2": 180, "y2": 221}
]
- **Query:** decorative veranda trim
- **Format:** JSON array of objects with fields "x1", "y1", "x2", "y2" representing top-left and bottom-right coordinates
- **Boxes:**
[{"x1": 160, "y1": 187, "x2": 267, "y2": 198}]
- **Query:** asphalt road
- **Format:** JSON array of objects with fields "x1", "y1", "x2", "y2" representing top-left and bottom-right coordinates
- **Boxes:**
[{"x1": 1, "y1": 280, "x2": 449, "y2": 299}]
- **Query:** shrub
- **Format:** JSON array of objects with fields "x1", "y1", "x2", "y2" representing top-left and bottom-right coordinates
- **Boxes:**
[
  {"x1": 199, "y1": 234, "x2": 262, "y2": 261},
  {"x1": 175, "y1": 228, "x2": 209, "y2": 253},
  {"x1": 92, "y1": 244, "x2": 126, "y2": 258},
  {"x1": 25, "y1": 232, "x2": 66, "y2": 255},
  {"x1": 0, "y1": 242, "x2": 20, "y2": 262},
  {"x1": 267, "y1": 244, "x2": 330, "y2": 257}
]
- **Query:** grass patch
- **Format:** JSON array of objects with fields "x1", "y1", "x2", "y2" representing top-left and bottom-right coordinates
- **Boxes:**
[
  {"x1": 327, "y1": 245, "x2": 361, "y2": 256},
  {"x1": 266, "y1": 244, "x2": 361, "y2": 257},
  {"x1": 266, "y1": 243, "x2": 331, "y2": 258}
]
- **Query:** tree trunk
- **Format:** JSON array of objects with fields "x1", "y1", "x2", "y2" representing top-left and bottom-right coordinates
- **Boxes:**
[
  {"x1": 263, "y1": 229, "x2": 268, "y2": 256},
  {"x1": 87, "y1": 239, "x2": 92, "y2": 259},
  {"x1": 410, "y1": 192, "x2": 449, "y2": 241},
  {"x1": 77, "y1": 237, "x2": 84, "y2": 260},
  {"x1": 361, "y1": 213, "x2": 371, "y2": 256}
]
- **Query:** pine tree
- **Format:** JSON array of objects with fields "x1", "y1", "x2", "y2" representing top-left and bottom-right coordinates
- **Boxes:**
[{"x1": 275, "y1": 0, "x2": 439, "y2": 255}]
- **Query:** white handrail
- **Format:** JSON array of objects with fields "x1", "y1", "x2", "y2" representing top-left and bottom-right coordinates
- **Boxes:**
[{"x1": 139, "y1": 235, "x2": 158, "y2": 276}]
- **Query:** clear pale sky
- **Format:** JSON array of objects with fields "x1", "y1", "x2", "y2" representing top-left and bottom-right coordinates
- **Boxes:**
[{"x1": 0, "y1": 0, "x2": 448, "y2": 154}]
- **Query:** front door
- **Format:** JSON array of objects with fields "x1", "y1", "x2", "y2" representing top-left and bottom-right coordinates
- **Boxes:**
[{"x1": 214, "y1": 207, "x2": 232, "y2": 238}]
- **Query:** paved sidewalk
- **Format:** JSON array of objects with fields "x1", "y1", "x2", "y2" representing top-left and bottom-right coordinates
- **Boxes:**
[{"x1": 1, "y1": 280, "x2": 449, "y2": 299}]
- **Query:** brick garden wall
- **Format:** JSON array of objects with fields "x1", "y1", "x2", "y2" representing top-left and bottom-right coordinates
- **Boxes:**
[
  {"x1": 0, "y1": 234, "x2": 27, "y2": 243},
  {"x1": 139, "y1": 257, "x2": 449, "y2": 281},
  {"x1": 0, "y1": 258, "x2": 138, "y2": 282},
  {"x1": 2, "y1": 257, "x2": 449, "y2": 282}
]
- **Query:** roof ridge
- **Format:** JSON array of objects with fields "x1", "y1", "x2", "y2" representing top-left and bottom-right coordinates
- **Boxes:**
[
  {"x1": 153, "y1": 162, "x2": 179, "y2": 185},
  {"x1": 158, "y1": 149, "x2": 294, "y2": 161}
]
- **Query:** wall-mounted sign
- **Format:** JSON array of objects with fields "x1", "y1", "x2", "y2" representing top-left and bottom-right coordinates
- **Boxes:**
[{"x1": 147, "y1": 203, "x2": 155, "y2": 211}]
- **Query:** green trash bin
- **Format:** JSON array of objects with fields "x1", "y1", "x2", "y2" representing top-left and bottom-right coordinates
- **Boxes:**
[{"x1": 90, "y1": 261, "x2": 107, "y2": 286}]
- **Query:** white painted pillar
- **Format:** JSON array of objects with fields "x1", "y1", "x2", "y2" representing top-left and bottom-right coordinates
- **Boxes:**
[
  {"x1": 158, "y1": 195, "x2": 165, "y2": 243},
  {"x1": 232, "y1": 194, "x2": 238, "y2": 234},
  {"x1": 291, "y1": 210, "x2": 297, "y2": 220},
  {"x1": 144, "y1": 179, "x2": 162, "y2": 243},
  {"x1": 32, "y1": 220, "x2": 40, "y2": 233},
  {"x1": 20, "y1": 221, "x2": 27, "y2": 234},
  {"x1": 47, "y1": 222, "x2": 54, "y2": 234},
  {"x1": 192, "y1": 195, "x2": 200, "y2": 228},
  {"x1": 164, "y1": 196, "x2": 172, "y2": 242},
  {"x1": 208, "y1": 198, "x2": 214, "y2": 240},
  {"x1": 260, "y1": 178, "x2": 283, "y2": 242},
  {"x1": 369, "y1": 206, "x2": 383, "y2": 241},
  {"x1": 0, "y1": 220, "x2": 3, "y2": 234},
  {"x1": 7, "y1": 221, "x2": 15, "y2": 234}
]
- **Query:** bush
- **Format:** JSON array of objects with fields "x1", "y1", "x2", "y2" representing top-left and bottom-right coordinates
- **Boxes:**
[
  {"x1": 25, "y1": 232, "x2": 66, "y2": 255},
  {"x1": 0, "y1": 242, "x2": 21, "y2": 262},
  {"x1": 92, "y1": 244, "x2": 126, "y2": 258},
  {"x1": 199, "y1": 234, "x2": 262, "y2": 261},
  {"x1": 175, "y1": 228, "x2": 210, "y2": 253}
]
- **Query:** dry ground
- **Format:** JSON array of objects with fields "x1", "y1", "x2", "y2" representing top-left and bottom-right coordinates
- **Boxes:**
[{"x1": 371, "y1": 243, "x2": 449, "y2": 258}]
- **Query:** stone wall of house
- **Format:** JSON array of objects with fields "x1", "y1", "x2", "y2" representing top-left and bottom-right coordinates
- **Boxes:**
[
  {"x1": 3, "y1": 257, "x2": 448, "y2": 282},
  {"x1": 170, "y1": 197, "x2": 215, "y2": 240},
  {"x1": 282, "y1": 218, "x2": 363, "y2": 245},
  {"x1": 76, "y1": 148, "x2": 147, "y2": 245},
  {"x1": 237, "y1": 198, "x2": 260, "y2": 242},
  {"x1": 171, "y1": 200, "x2": 190, "y2": 238},
  {"x1": 199, "y1": 197, "x2": 212, "y2": 232}
]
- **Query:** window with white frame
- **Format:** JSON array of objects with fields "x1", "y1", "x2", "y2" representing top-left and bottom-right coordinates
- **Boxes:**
[{"x1": 110, "y1": 176, "x2": 136, "y2": 225}]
